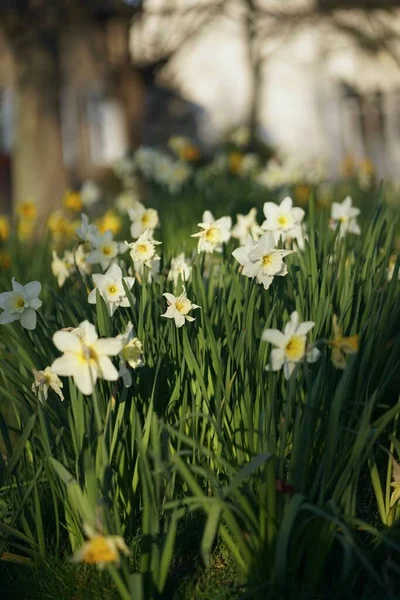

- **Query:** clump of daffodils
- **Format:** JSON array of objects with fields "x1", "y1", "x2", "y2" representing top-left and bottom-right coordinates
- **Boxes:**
[
  {"x1": 32, "y1": 367, "x2": 64, "y2": 402},
  {"x1": 0, "y1": 278, "x2": 42, "y2": 330},
  {"x1": 330, "y1": 196, "x2": 361, "y2": 238},
  {"x1": 168, "y1": 253, "x2": 192, "y2": 287},
  {"x1": 232, "y1": 232, "x2": 293, "y2": 290},
  {"x1": 128, "y1": 201, "x2": 159, "y2": 239},
  {"x1": 88, "y1": 264, "x2": 135, "y2": 316},
  {"x1": 328, "y1": 315, "x2": 359, "y2": 369},
  {"x1": 72, "y1": 523, "x2": 130, "y2": 569},
  {"x1": 191, "y1": 210, "x2": 232, "y2": 254},
  {"x1": 117, "y1": 322, "x2": 143, "y2": 387},
  {"x1": 231, "y1": 208, "x2": 262, "y2": 245},
  {"x1": 262, "y1": 311, "x2": 320, "y2": 379},
  {"x1": 51, "y1": 321, "x2": 123, "y2": 395},
  {"x1": 162, "y1": 290, "x2": 200, "y2": 328}
]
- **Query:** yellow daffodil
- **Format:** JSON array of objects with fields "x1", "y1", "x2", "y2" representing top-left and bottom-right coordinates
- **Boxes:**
[
  {"x1": 0, "y1": 215, "x2": 10, "y2": 241},
  {"x1": 328, "y1": 315, "x2": 359, "y2": 369},
  {"x1": 47, "y1": 211, "x2": 76, "y2": 241},
  {"x1": 0, "y1": 250, "x2": 11, "y2": 270},
  {"x1": 72, "y1": 523, "x2": 130, "y2": 570},
  {"x1": 64, "y1": 190, "x2": 83, "y2": 212},
  {"x1": 228, "y1": 152, "x2": 243, "y2": 174},
  {"x1": 96, "y1": 211, "x2": 122, "y2": 235},
  {"x1": 17, "y1": 220, "x2": 34, "y2": 241},
  {"x1": 17, "y1": 199, "x2": 37, "y2": 221}
]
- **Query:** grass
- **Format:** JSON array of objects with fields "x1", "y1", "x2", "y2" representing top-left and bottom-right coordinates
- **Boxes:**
[{"x1": 0, "y1": 173, "x2": 399, "y2": 599}]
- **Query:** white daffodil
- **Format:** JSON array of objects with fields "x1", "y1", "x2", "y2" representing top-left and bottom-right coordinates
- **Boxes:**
[
  {"x1": 76, "y1": 214, "x2": 99, "y2": 244},
  {"x1": 330, "y1": 196, "x2": 361, "y2": 238},
  {"x1": 168, "y1": 253, "x2": 192, "y2": 287},
  {"x1": 262, "y1": 311, "x2": 320, "y2": 379},
  {"x1": 117, "y1": 322, "x2": 143, "y2": 387},
  {"x1": 81, "y1": 181, "x2": 101, "y2": 207},
  {"x1": 128, "y1": 230, "x2": 161, "y2": 269},
  {"x1": 261, "y1": 197, "x2": 305, "y2": 241},
  {"x1": 162, "y1": 290, "x2": 200, "y2": 328},
  {"x1": 51, "y1": 321, "x2": 123, "y2": 395},
  {"x1": 231, "y1": 208, "x2": 262, "y2": 245},
  {"x1": 191, "y1": 210, "x2": 232, "y2": 254},
  {"x1": 167, "y1": 161, "x2": 192, "y2": 194},
  {"x1": 72, "y1": 523, "x2": 130, "y2": 570},
  {"x1": 86, "y1": 230, "x2": 120, "y2": 270},
  {"x1": 88, "y1": 264, "x2": 135, "y2": 316},
  {"x1": 116, "y1": 190, "x2": 141, "y2": 214},
  {"x1": 32, "y1": 367, "x2": 64, "y2": 402},
  {"x1": 0, "y1": 278, "x2": 42, "y2": 330},
  {"x1": 52, "y1": 251, "x2": 74, "y2": 287},
  {"x1": 128, "y1": 202, "x2": 159, "y2": 239},
  {"x1": 232, "y1": 232, "x2": 293, "y2": 290},
  {"x1": 72, "y1": 245, "x2": 92, "y2": 275}
]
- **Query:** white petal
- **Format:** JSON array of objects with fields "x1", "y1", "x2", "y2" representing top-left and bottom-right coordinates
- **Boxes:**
[
  {"x1": 29, "y1": 298, "x2": 42, "y2": 310},
  {"x1": 258, "y1": 232, "x2": 276, "y2": 254},
  {"x1": 12, "y1": 278, "x2": 24, "y2": 292},
  {"x1": 24, "y1": 281, "x2": 41, "y2": 300},
  {"x1": 257, "y1": 273, "x2": 274, "y2": 289},
  {"x1": 106, "y1": 264, "x2": 122, "y2": 280},
  {"x1": 74, "y1": 364, "x2": 96, "y2": 395},
  {"x1": 174, "y1": 313, "x2": 186, "y2": 327},
  {"x1": 263, "y1": 202, "x2": 278, "y2": 221},
  {"x1": 79, "y1": 321, "x2": 98, "y2": 345},
  {"x1": 261, "y1": 329, "x2": 287, "y2": 347},
  {"x1": 88, "y1": 289, "x2": 97, "y2": 304},
  {"x1": 51, "y1": 353, "x2": 78, "y2": 376},
  {"x1": 284, "y1": 362, "x2": 296, "y2": 380},
  {"x1": 0, "y1": 311, "x2": 20, "y2": 324},
  {"x1": 280, "y1": 196, "x2": 293, "y2": 211},
  {"x1": 123, "y1": 277, "x2": 135, "y2": 290},
  {"x1": 306, "y1": 347, "x2": 321, "y2": 364},
  {"x1": 95, "y1": 338, "x2": 123, "y2": 356},
  {"x1": 20, "y1": 308, "x2": 37, "y2": 330},
  {"x1": 0, "y1": 292, "x2": 10, "y2": 309},
  {"x1": 296, "y1": 321, "x2": 315, "y2": 335},
  {"x1": 163, "y1": 293, "x2": 176, "y2": 305},
  {"x1": 202, "y1": 210, "x2": 214, "y2": 224},
  {"x1": 232, "y1": 246, "x2": 250, "y2": 266},
  {"x1": 270, "y1": 348, "x2": 285, "y2": 371},
  {"x1": 53, "y1": 331, "x2": 82, "y2": 353},
  {"x1": 284, "y1": 312, "x2": 299, "y2": 336},
  {"x1": 292, "y1": 207, "x2": 305, "y2": 223},
  {"x1": 242, "y1": 261, "x2": 260, "y2": 277},
  {"x1": 98, "y1": 355, "x2": 119, "y2": 381}
]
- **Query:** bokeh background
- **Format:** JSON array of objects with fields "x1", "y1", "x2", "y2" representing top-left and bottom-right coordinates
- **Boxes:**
[{"x1": 1, "y1": 0, "x2": 400, "y2": 216}]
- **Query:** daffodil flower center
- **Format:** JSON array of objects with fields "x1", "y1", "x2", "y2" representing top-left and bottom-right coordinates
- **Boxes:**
[
  {"x1": 175, "y1": 298, "x2": 191, "y2": 314},
  {"x1": 10, "y1": 294, "x2": 27, "y2": 313},
  {"x1": 141, "y1": 214, "x2": 150, "y2": 226},
  {"x1": 204, "y1": 226, "x2": 220, "y2": 244},
  {"x1": 102, "y1": 245, "x2": 112, "y2": 256},
  {"x1": 262, "y1": 254, "x2": 273, "y2": 267},
  {"x1": 138, "y1": 243, "x2": 149, "y2": 254},
  {"x1": 339, "y1": 216, "x2": 348, "y2": 224},
  {"x1": 80, "y1": 345, "x2": 98, "y2": 364},
  {"x1": 285, "y1": 335, "x2": 306, "y2": 361},
  {"x1": 82, "y1": 537, "x2": 117, "y2": 564},
  {"x1": 107, "y1": 284, "x2": 118, "y2": 295},
  {"x1": 278, "y1": 215, "x2": 288, "y2": 227}
]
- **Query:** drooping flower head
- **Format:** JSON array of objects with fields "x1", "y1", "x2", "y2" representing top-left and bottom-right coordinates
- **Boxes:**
[
  {"x1": 328, "y1": 315, "x2": 358, "y2": 369},
  {"x1": 72, "y1": 523, "x2": 130, "y2": 570},
  {"x1": 32, "y1": 367, "x2": 64, "y2": 402}
]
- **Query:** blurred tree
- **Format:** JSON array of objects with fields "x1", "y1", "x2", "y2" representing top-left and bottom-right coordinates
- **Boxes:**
[{"x1": 0, "y1": 0, "x2": 141, "y2": 216}]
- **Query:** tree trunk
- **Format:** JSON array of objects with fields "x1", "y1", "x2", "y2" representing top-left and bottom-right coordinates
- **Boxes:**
[{"x1": 13, "y1": 41, "x2": 66, "y2": 219}]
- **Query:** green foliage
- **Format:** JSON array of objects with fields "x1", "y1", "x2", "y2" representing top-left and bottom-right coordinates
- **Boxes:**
[{"x1": 0, "y1": 181, "x2": 399, "y2": 599}]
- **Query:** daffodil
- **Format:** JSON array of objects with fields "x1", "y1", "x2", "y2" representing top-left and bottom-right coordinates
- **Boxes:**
[
  {"x1": 76, "y1": 214, "x2": 99, "y2": 244},
  {"x1": 388, "y1": 255, "x2": 400, "y2": 282},
  {"x1": 0, "y1": 278, "x2": 42, "y2": 330},
  {"x1": 191, "y1": 211, "x2": 232, "y2": 254},
  {"x1": 96, "y1": 211, "x2": 122, "y2": 235},
  {"x1": 51, "y1": 251, "x2": 74, "y2": 287},
  {"x1": 117, "y1": 322, "x2": 143, "y2": 387},
  {"x1": 128, "y1": 202, "x2": 159, "y2": 239},
  {"x1": 231, "y1": 208, "x2": 262, "y2": 245},
  {"x1": 168, "y1": 253, "x2": 192, "y2": 286},
  {"x1": 32, "y1": 367, "x2": 64, "y2": 402},
  {"x1": 228, "y1": 152, "x2": 243, "y2": 174},
  {"x1": 328, "y1": 315, "x2": 358, "y2": 369},
  {"x1": 81, "y1": 180, "x2": 101, "y2": 207},
  {"x1": 88, "y1": 264, "x2": 134, "y2": 316},
  {"x1": 47, "y1": 211, "x2": 75, "y2": 241},
  {"x1": 390, "y1": 454, "x2": 400, "y2": 508},
  {"x1": 167, "y1": 161, "x2": 192, "y2": 194},
  {"x1": 261, "y1": 197, "x2": 305, "y2": 241},
  {"x1": 232, "y1": 232, "x2": 293, "y2": 290},
  {"x1": 51, "y1": 321, "x2": 123, "y2": 395},
  {"x1": 0, "y1": 215, "x2": 10, "y2": 241},
  {"x1": 330, "y1": 196, "x2": 360, "y2": 238},
  {"x1": 262, "y1": 311, "x2": 320, "y2": 379},
  {"x1": 64, "y1": 190, "x2": 83, "y2": 212},
  {"x1": 0, "y1": 250, "x2": 11, "y2": 270},
  {"x1": 162, "y1": 290, "x2": 200, "y2": 328},
  {"x1": 72, "y1": 523, "x2": 130, "y2": 569},
  {"x1": 86, "y1": 231, "x2": 120, "y2": 271},
  {"x1": 128, "y1": 230, "x2": 161, "y2": 269},
  {"x1": 16, "y1": 199, "x2": 37, "y2": 221},
  {"x1": 116, "y1": 190, "x2": 141, "y2": 214}
]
